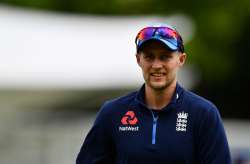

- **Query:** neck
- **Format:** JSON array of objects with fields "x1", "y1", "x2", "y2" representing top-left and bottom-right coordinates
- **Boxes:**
[{"x1": 145, "y1": 81, "x2": 177, "y2": 110}]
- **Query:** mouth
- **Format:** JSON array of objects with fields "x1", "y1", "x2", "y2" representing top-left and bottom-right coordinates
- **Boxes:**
[{"x1": 150, "y1": 73, "x2": 166, "y2": 77}]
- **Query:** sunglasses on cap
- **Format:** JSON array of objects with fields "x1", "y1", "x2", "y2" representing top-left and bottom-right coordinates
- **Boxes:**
[{"x1": 135, "y1": 26, "x2": 184, "y2": 53}]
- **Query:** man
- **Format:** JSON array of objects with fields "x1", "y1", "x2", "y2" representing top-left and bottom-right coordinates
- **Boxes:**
[{"x1": 76, "y1": 25, "x2": 232, "y2": 164}]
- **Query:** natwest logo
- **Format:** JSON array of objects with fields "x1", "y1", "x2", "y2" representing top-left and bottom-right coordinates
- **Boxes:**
[
  {"x1": 121, "y1": 111, "x2": 138, "y2": 125},
  {"x1": 119, "y1": 110, "x2": 139, "y2": 132}
]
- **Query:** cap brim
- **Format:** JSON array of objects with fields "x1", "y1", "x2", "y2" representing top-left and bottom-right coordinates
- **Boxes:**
[{"x1": 137, "y1": 38, "x2": 178, "y2": 52}]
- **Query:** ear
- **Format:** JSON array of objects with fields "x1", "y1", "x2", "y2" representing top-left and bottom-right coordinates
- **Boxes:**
[
  {"x1": 136, "y1": 53, "x2": 142, "y2": 67},
  {"x1": 178, "y1": 52, "x2": 186, "y2": 66}
]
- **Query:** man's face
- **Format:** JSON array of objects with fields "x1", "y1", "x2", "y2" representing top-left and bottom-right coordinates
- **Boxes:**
[{"x1": 136, "y1": 40, "x2": 186, "y2": 91}]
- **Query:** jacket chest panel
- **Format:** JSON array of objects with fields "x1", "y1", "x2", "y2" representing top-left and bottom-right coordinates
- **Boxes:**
[{"x1": 112, "y1": 110, "x2": 194, "y2": 162}]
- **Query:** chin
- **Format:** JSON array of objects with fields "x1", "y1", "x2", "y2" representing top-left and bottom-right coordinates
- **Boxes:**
[{"x1": 149, "y1": 82, "x2": 168, "y2": 90}]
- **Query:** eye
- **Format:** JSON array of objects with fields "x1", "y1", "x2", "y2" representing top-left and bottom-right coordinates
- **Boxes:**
[
  {"x1": 159, "y1": 54, "x2": 172, "y2": 61},
  {"x1": 143, "y1": 53, "x2": 154, "y2": 61}
]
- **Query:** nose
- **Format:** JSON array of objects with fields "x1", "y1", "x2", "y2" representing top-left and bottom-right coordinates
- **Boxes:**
[{"x1": 151, "y1": 58, "x2": 163, "y2": 69}]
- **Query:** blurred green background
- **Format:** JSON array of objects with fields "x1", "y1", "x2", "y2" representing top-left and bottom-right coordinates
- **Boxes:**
[{"x1": 0, "y1": 0, "x2": 250, "y2": 164}]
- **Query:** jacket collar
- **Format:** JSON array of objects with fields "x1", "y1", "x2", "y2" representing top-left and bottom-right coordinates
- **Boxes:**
[{"x1": 134, "y1": 83, "x2": 184, "y2": 111}]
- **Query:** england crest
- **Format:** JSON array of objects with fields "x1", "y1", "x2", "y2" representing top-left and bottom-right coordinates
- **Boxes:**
[{"x1": 176, "y1": 111, "x2": 188, "y2": 132}]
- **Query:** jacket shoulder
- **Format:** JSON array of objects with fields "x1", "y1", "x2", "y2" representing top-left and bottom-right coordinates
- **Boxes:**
[
  {"x1": 97, "y1": 91, "x2": 137, "y2": 116},
  {"x1": 181, "y1": 90, "x2": 222, "y2": 121},
  {"x1": 183, "y1": 89, "x2": 217, "y2": 111}
]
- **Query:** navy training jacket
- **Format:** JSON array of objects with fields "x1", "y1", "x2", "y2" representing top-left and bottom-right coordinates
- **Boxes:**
[{"x1": 76, "y1": 84, "x2": 232, "y2": 164}]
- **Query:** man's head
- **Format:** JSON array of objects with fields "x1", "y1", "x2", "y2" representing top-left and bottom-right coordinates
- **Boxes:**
[{"x1": 135, "y1": 25, "x2": 186, "y2": 90}]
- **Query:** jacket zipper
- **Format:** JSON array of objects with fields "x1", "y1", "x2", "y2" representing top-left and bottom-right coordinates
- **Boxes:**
[{"x1": 150, "y1": 110, "x2": 159, "y2": 145}]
